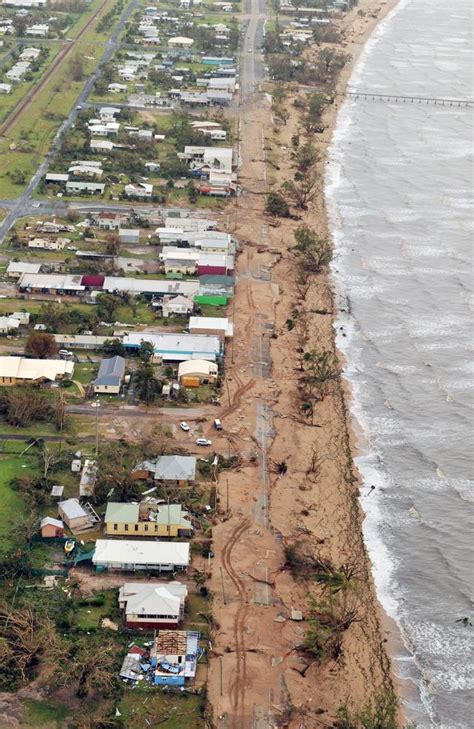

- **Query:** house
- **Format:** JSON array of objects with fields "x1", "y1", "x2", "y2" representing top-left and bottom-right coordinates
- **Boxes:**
[
  {"x1": 94, "y1": 211, "x2": 125, "y2": 229},
  {"x1": 52, "y1": 334, "x2": 109, "y2": 349},
  {"x1": 90, "y1": 139, "x2": 115, "y2": 152},
  {"x1": 102, "y1": 277, "x2": 200, "y2": 298},
  {"x1": 160, "y1": 247, "x2": 200, "y2": 275},
  {"x1": 10, "y1": 311, "x2": 29, "y2": 326},
  {"x1": 118, "y1": 229, "x2": 140, "y2": 245},
  {"x1": 40, "y1": 517, "x2": 64, "y2": 538},
  {"x1": 92, "y1": 539, "x2": 190, "y2": 572},
  {"x1": 167, "y1": 36, "x2": 194, "y2": 47},
  {"x1": 28, "y1": 237, "x2": 66, "y2": 250},
  {"x1": 0, "y1": 316, "x2": 21, "y2": 335},
  {"x1": 45, "y1": 173, "x2": 69, "y2": 185},
  {"x1": 79, "y1": 459, "x2": 97, "y2": 497},
  {"x1": 108, "y1": 83, "x2": 128, "y2": 93},
  {"x1": 164, "y1": 216, "x2": 217, "y2": 233},
  {"x1": 119, "y1": 581, "x2": 188, "y2": 629},
  {"x1": 124, "y1": 183, "x2": 153, "y2": 199},
  {"x1": 93, "y1": 355, "x2": 125, "y2": 394},
  {"x1": 160, "y1": 294, "x2": 194, "y2": 318},
  {"x1": 177, "y1": 359, "x2": 219, "y2": 386},
  {"x1": 68, "y1": 162, "x2": 103, "y2": 179},
  {"x1": 7, "y1": 261, "x2": 42, "y2": 278},
  {"x1": 183, "y1": 146, "x2": 234, "y2": 173},
  {"x1": 25, "y1": 24, "x2": 49, "y2": 36},
  {"x1": 199, "y1": 274, "x2": 234, "y2": 297},
  {"x1": 150, "y1": 630, "x2": 200, "y2": 685},
  {"x1": 104, "y1": 501, "x2": 192, "y2": 537},
  {"x1": 98, "y1": 106, "x2": 121, "y2": 120},
  {"x1": 189, "y1": 316, "x2": 233, "y2": 341},
  {"x1": 88, "y1": 121, "x2": 120, "y2": 136},
  {"x1": 58, "y1": 498, "x2": 95, "y2": 533},
  {"x1": 0, "y1": 83, "x2": 12, "y2": 93},
  {"x1": 17, "y1": 273, "x2": 85, "y2": 294},
  {"x1": 197, "y1": 253, "x2": 232, "y2": 277},
  {"x1": 153, "y1": 455, "x2": 196, "y2": 485},
  {"x1": 0, "y1": 357, "x2": 74, "y2": 386},
  {"x1": 122, "y1": 332, "x2": 221, "y2": 363},
  {"x1": 66, "y1": 181, "x2": 105, "y2": 195},
  {"x1": 19, "y1": 47, "x2": 40, "y2": 61}
]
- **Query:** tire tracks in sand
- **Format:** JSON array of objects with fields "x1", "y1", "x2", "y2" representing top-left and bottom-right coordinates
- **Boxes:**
[{"x1": 221, "y1": 517, "x2": 251, "y2": 728}]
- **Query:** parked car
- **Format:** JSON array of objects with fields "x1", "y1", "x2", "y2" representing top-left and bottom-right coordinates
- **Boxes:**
[
  {"x1": 196, "y1": 438, "x2": 212, "y2": 447},
  {"x1": 179, "y1": 421, "x2": 190, "y2": 432},
  {"x1": 214, "y1": 419, "x2": 222, "y2": 431}
]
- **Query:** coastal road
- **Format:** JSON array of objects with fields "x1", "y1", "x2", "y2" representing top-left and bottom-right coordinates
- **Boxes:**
[{"x1": 0, "y1": 0, "x2": 140, "y2": 244}]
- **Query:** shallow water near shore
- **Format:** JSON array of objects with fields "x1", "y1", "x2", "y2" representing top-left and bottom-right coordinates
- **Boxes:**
[{"x1": 326, "y1": 0, "x2": 474, "y2": 725}]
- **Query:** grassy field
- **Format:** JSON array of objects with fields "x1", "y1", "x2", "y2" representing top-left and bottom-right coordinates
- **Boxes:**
[
  {"x1": 119, "y1": 689, "x2": 205, "y2": 729},
  {"x1": 0, "y1": 0, "x2": 124, "y2": 198},
  {"x1": 0, "y1": 455, "x2": 32, "y2": 556},
  {"x1": 22, "y1": 698, "x2": 71, "y2": 728}
]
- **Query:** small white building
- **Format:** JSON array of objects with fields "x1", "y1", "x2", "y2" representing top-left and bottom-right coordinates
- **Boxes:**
[
  {"x1": 119, "y1": 581, "x2": 187, "y2": 629},
  {"x1": 0, "y1": 83, "x2": 12, "y2": 93},
  {"x1": 118, "y1": 229, "x2": 140, "y2": 245},
  {"x1": 124, "y1": 183, "x2": 153, "y2": 199}
]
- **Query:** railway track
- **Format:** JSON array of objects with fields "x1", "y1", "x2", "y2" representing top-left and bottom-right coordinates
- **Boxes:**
[{"x1": 0, "y1": 0, "x2": 108, "y2": 137}]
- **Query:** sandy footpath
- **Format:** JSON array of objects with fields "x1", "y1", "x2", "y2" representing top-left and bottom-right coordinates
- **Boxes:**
[{"x1": 208, "y1": 1, "x2": 402, "y2": 727}]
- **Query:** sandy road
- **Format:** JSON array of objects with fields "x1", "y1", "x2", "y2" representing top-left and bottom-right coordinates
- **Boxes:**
[
  {"x1": 0, "y1": 0, "x2": 109, "y2": 137},
  {"x1": 220, "y1": 518, "x2": 251, "y2": 728}
]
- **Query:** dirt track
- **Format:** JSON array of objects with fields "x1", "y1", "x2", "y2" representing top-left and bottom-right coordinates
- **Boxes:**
[{"x1": 0, "y1": 0, "x2": 108, "y2": 137}]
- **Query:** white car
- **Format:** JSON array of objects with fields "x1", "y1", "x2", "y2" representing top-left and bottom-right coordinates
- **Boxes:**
[
  {"x1": 196, "y1": 438, "x2": 212, "y2": 447},
  {"x1": 179, "y1": 421, "x2": 190, "y2": 432}
]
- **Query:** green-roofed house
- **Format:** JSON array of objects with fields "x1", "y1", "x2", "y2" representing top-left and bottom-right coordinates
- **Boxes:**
[{"x1": 104, "y1": 501, "x2": 193, "y2": 538}]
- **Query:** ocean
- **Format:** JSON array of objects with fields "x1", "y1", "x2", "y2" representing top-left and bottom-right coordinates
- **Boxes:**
[{"x1": 325, "y1": 0, "x2": 474, "y2": 725}]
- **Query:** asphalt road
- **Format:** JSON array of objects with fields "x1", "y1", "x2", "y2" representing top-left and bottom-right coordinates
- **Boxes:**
[{"x1": 0, "y1": 0, "x2": 140, "y2": 243}]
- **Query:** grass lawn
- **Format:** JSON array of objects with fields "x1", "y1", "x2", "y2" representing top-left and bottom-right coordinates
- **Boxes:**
[
  {"x1": 22, "y1": 698, "x2": 71, "y2": 728},
  {"x1": 119, "y1": 689, "x2": 205, "y2": 729},
  {"x1": 0, "y1": 455, "x2": 32, "y2": 556},
  {"x1": 75, "y1": 590, "x2": 116, "y2": 630}
]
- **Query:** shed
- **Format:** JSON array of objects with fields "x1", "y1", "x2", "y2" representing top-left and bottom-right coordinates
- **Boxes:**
[
  {"x1": 118, "y1": 229, "x2": 140, "y2": 245},
  {"x1": 177, "y1": 359, "x2": 218, "y2": 385},
  {"x1": 40, "y1": 517, "x2": 64, "y2": 538},
  {"x1": 58, "y1": 498, "x2": 94, "y2": 533}
]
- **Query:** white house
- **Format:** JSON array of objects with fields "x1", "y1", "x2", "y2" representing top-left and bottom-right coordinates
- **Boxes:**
[
  {"x1": 25, "y1": 24, "x2": 49, "y2": 36},
  {"x1": 0, "y1": 357, "x2": 74, "y2": 386},
  {"x1": 19, "y1": 47, "x2": 40, "y2": 61},
  {"x1": 167, "y1": 36, "x2": 194, "y2": 47},
  {"x1": 160, "y1": 294, "x2": 194, "y2": 319},
  {"x1": 119, "y1": 581, "x2": 187, "y2": 629},
  {"x1": 92, "y1": 540, "x2": 190, "y2": 572},
  {"x1": 88, "y1": 121, "x2": 120, "y2": 136},
  {"x1": 0, "y1": 316, "x2": 21, "y2": 335},
  {"x1": 65, "y1": 181, "x2": 105, "y2": 195},
  {"x1": 90, "y1": 139, "x2": 115, "y2": 152},
  {"x1": 189, "y1": 316, "x2": 233, "y2": 341},
  {"x1": 108, "y1": 83, "x2": 128, "y2": 93},
  {"x1": 28, "y1": 237, "x2": 67, "y2": 250},
  {"x1": 124, "y1": 183, "x2": 153, "y2": 199},
  {"x1": 0, "y1": 83, "x2": 12, "y2": 93},
  {"x1": 6, "y1": 261, "x2": 42, "y2": 278}
]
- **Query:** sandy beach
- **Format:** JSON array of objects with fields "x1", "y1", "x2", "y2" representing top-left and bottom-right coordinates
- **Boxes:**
[{"x1": 208, "y1": 0, "x2": 403, "y2": 726}]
